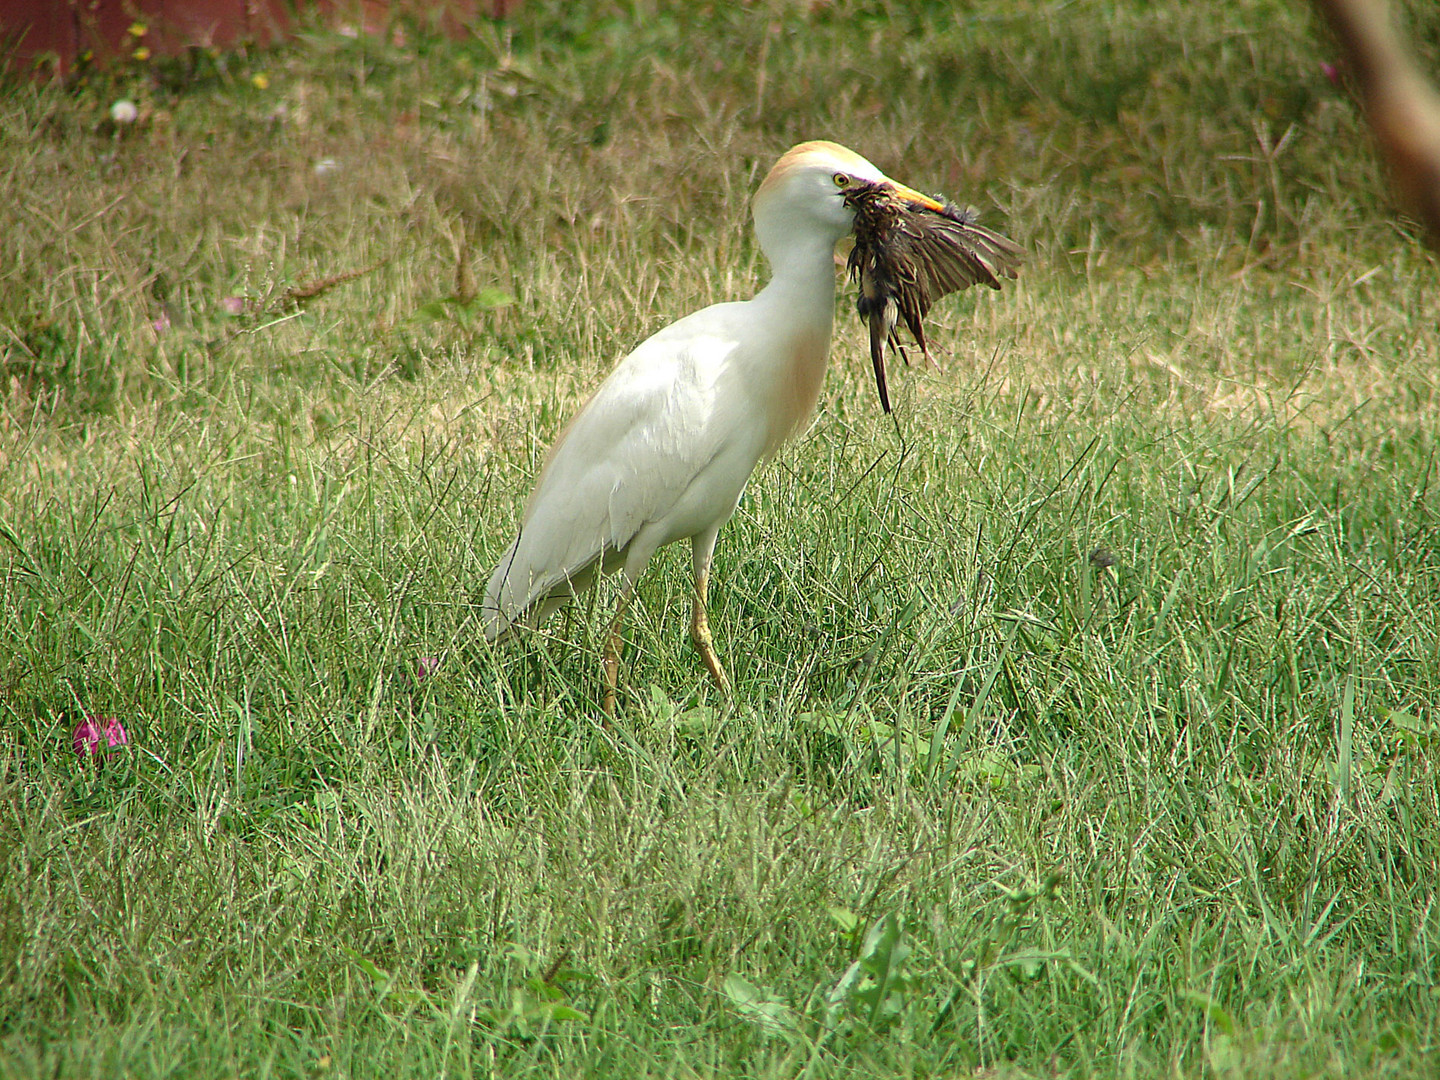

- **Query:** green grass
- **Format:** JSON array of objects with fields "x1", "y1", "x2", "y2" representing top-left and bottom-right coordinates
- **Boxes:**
[{"x1": 2, "y1": 0, "x2": 1439, "y2": 1075}]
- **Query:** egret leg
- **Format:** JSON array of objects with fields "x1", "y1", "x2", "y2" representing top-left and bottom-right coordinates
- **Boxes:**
[
  {"x1": 690, "y1": 530, "x2": 732, "y2": 696},
  {"x1": 602, "y1": 592, "x2": 629, "y2": 718}
]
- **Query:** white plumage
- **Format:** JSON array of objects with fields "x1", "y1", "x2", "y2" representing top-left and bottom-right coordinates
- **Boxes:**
[{"x1": 483, "y1": 140, "x2": 943, "y2": 711}]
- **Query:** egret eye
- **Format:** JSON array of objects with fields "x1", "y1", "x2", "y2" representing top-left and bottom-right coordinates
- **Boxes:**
[{"x1": 832, "y1": 172, "x2": 850, "y2": 188}]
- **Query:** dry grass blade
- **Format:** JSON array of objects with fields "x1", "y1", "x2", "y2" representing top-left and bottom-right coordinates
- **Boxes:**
[
  {"x1": 280, "y1": 259, "x2": 390, "y2": 307},
  {"x1": 205, "y1": 259, "x2": 389, "y2": 354}
]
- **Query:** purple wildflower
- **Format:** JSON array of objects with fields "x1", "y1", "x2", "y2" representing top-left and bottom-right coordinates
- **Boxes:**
[{"x1": 73, "y1": 715, "x2": 129, "y2": 757}]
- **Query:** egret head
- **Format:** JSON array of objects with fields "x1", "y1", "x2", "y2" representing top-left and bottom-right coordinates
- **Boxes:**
[
  {"x1": 753, "y1": 141, "x2": 950, "y2": 272},
  {"x1": 754, "y1": 141, "x2": 882, "y2": 241}
]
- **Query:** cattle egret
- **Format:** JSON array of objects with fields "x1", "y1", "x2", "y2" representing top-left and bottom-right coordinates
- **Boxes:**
[{"x1": 483, "y1": 140, "x2": 1002, "y2": 712}]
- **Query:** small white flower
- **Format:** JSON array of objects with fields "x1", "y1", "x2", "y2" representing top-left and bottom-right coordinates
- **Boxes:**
[{"x1": 110, "y1": 99, "x2": 139, "y2": 124}]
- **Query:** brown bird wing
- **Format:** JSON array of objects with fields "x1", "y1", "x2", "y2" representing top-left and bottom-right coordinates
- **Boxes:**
[
  {"x1": 846, "y1": 183, "x2": 1023, "y2": 413},
  {"x1": 894, "y1": 205, "x2": 1024, "y2": 354}
]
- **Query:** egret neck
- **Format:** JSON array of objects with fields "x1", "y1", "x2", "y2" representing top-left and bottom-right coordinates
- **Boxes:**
[{"x1": 747, "y1": 223, "x2": 843, "y2": 457}]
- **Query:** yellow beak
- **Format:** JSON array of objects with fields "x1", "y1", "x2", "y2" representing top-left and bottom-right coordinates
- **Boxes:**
[{"x1": 883, "y1": 179, "x2": 946, "y2": 212}]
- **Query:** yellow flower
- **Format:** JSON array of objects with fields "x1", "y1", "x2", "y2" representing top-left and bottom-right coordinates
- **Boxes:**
[
  {"x1": 132, "y1": 46, "x2": 150, "y2": 61},
  {"x1": 128, "y1": 22, "x2": 147, "y2": 37},
  {"x1": 252, "y1": 73, "x2": 270, "y2": 90}
]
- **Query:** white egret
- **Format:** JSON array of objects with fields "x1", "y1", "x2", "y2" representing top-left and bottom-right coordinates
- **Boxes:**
[{"x1": 482, "y1": 140, "x2": 992, "y2": 712}]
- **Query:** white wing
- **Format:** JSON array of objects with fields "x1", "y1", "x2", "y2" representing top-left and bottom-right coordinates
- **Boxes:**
[{"x1": 483, "y1": 300, "x2": 766, "y2": 640}]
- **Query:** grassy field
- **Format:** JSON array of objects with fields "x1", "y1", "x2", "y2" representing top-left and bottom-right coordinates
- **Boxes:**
[{"x1": 2, "y1": 0, "x2": 1439, "y2": 1075}]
